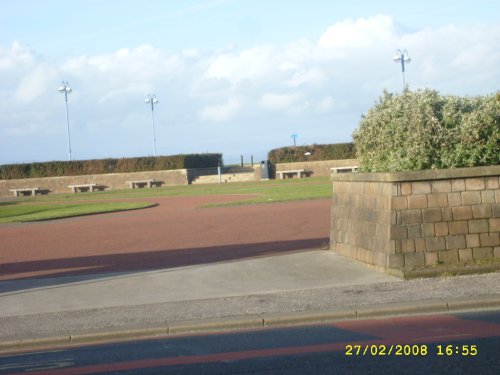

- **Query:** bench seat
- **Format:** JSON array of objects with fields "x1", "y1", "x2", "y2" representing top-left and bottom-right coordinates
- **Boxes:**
[
  {"x1": 126, "y1": 179, "x2": 159, "y2": 189},
  {"x1": 68, "y1": 183, "x2": 98, "y2": 193},
  {"x1": 10, "y1": 187, "x2": 40, "y2": 197},
  {"x1": 330, "y1": 166, "x2": 358, "y2": 174},
  {"x1": 276, "y1": 170, "x2": 312, "y2": 179}
]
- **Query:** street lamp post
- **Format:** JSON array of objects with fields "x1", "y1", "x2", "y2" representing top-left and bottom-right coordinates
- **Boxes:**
[
  {"x1": 58, "y1": 81, "x2": 72, "y2": 161},
  {"x1": 144, "y1": 94, "x2": 159, "y2": 157},
  {"x1": 393, "y1": 49, "x2": 411, "y2": 91}
]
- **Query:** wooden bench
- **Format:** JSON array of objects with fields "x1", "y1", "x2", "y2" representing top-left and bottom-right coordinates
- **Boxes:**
[
  {"x1": 10, "y1": 187, "x2": 40, "y2": 197},
  {"x1": 330, "y1": 166, "x2": 358, "y2": 174},
  {"x1": 276, "y1": 169, "x2": 312, "y2": 179},
  {"x1": 126, "y1": 179, "x2": 159, "y2": 189},
  {"x1": 68, "y1": 183, "x2": 98, "y2": 193}
]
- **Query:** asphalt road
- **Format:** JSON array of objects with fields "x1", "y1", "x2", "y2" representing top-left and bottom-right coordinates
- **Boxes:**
[{"x1": 1, "y1": 310, "x2": 499, "y2": 374}]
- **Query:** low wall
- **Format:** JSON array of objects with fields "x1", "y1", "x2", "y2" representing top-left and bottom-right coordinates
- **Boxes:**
[
  {"x1": 0, "y1": 169, "x2": 189, "y2": 197},
  {"x1": 0, "y1": 161, "x2": 355, "y2": 196},
  {"x1": 275, "y1": 159, "x2": 358, "y2": 177},
  {"x1": 330, "y1": 166, "x2": 500, "y2": 277},
  {"x1": 187, "y1": 165, "x2": 260, "y2": 183}
]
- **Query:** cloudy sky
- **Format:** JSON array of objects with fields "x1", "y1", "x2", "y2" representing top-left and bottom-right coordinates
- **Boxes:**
[{"x1": 1, "y1": 0, "x2": 499, "y2": 165}]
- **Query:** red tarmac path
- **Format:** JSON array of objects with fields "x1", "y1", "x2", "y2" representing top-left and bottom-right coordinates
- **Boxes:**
[{"x1": 0, "y1": 195, "x2": 331, "y2": 281}]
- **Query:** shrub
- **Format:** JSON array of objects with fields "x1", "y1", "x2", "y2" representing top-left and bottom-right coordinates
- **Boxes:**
[
  {"x1": 353, "y1": 89, "x2": 499, "y2": 172},
  {"x1": 268, "y1": 143, "x2": 355, "y2": 164},
  {"x1": 0, "y1": 153, "x2": 222, "y2": 180}
]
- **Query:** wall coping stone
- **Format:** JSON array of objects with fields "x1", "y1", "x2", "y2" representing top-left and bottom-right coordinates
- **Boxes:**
[
  {"x1": 1, "y1": 169, "x2": 189, "y2": 182},
  {"x1": 276, "y1": 159, "x2": 358, "y2": 167},
  {"x1": 331, "y1": 166, "x2": 500, "y2": 183}
]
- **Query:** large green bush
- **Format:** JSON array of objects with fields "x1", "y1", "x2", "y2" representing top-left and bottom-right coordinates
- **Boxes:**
[
  {"x1": 0, "y1": 153, "x2": 222, "y2": 180},
  {"x1": 268, "y1": 143, "x2": 355, "y2": 164},
  {"x1": 353, "y1": 89, "x2": 499, "y2": 172}
]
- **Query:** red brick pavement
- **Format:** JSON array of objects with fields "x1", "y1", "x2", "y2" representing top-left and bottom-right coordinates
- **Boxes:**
[{"x1": 0, "y1": 195, "x2": 331, "y2": 280}]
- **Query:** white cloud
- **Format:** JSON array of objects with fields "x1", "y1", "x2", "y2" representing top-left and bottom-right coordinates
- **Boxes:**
[
  {"x1": 205, "y1": 45, "x2": 275, "y2": 83},
  {"x1": 260, "y1": 92, "x2": 302, "y2": 111},
  {"x1": 0, "y1": 41, "x2": 35, "y2": 70},
  {"x1": 15, "y1": 65, "x2": 58, "y2": 103},
  {"x1": 63, "y1": 44, "x2": 186, "y2": 83},
  {"x1": 200, "y1": 98, "x2": 240, "y2": 122},
  {"x1": 286, "y1": 67, "x2": 326, "y2": 87},
  {"x1": 318, "y1": 15, "x2": 396, "y2": 49},
  {"x1": 182, "y1": 48, "x2": 201, "y2": 58},
  {"x1": 278, "y1": 61, "x2": 300, "y2": 72},
  {"x1": 1, "y1": 15, "x2": 499, "y2": 164},
  {"x1": 316, "y1": 96, "x2": 335, "y2": 114},
  {"x1": 191, "y1": 77, "x2": 232, "y2": 98},
  {"x1": 4, "y1": 122, "x2": 42, "y2": 136}
]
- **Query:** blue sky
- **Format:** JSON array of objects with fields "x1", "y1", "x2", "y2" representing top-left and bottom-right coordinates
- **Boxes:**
[{"x1": 1, "y1": 0, "x2": 499, "y2": 165}]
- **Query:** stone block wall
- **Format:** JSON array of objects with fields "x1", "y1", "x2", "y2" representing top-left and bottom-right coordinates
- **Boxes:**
[
  {"x1": 0, "y1": 169, "x2": 189, "y2": 197},
  {"x1": 330, "y1": 166, "x2": 500, "y2": 274},
  {"x1": 330, "y1": 179, "x2": 394, "y2": 268},
  {"x1": 275, "y1": 159, "x2": 358, "y2": 178},
  {"x1": 187, "y1": 165, "x2": 260, "y2": 183}
]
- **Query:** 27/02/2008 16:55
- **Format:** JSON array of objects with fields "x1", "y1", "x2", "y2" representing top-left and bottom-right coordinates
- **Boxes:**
[{"x1": 345, "y1": 344, "x2": 478, "y2": 356}]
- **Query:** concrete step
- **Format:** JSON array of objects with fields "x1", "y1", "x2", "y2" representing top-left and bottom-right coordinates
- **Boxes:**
[{"x1": 191, "y1": 172, "x2": 257, "y2": 184}]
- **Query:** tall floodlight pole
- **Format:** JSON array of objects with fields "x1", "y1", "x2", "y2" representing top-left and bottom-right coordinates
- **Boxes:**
[
  {"x1": 58, "y1": 81, "x2": 73, "y2": 161},
  {"x1": 291, "y1": 133, "x2": 298, "y2": 146},
  {"x1": 393, "y1": 49, "x2": 411, "y2": 91},
  {"x1": 144, "y1": 94, "x2": 159, "y2": 157}
]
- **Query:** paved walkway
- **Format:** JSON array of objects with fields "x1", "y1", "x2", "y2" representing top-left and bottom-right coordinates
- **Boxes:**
[
  {"x1": 1, "y1": 249, "x2": 499, "y2": 350},
  {"x1": 0, "y1": 250, "x2": 398, "y2": 316}
]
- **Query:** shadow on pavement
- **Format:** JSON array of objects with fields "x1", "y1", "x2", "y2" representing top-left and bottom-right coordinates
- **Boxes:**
[{"x1": 0, "y1": 237, "x2": 329, "y2": 293}]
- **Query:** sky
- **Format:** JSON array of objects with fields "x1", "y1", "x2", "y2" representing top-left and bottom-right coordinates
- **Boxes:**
[{"x1": 1, "y1": 0, "x2": 499, "y2": 165}]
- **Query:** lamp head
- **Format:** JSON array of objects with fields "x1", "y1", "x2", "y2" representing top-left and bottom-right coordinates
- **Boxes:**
[
  {"x1": 58, "y1": 81, "x2": 71, "y2": 93},
  {"x1": 402, "y1": 49, "x2": 411, "y2": 62},
  {"x1": 145, "y1": 94, "x2": 158, "y2": 104},
  {"x1": 145, "y1": 95, "x2": 158, "y2": 104}
]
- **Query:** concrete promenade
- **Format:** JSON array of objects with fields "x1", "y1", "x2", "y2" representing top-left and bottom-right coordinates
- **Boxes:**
[{"x1": 1, "y1": 250, "x2": 499, "y2": 351}]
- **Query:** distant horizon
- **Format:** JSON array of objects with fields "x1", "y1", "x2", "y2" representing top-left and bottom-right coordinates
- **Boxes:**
[{"x1": 1, "y1": 1, "x2": 498, "y2": 166}]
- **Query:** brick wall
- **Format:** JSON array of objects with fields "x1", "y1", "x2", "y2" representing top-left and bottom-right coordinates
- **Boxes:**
[
  {"x1": 330, "y1": 166, "x2": 500, "y2": 275},
  {"x1": 0, "y1": 169, "x2": 189, "y2": 197}
]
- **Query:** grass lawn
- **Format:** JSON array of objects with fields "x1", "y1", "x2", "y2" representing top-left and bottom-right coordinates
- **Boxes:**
[
  {"x1": 0, "y1": 177, "x2": 332, "y2": 223},
  {"x1": 200, "y1": 177, "x2": 333, "y2": 207},
  {"x1": 0, "y1": 201, "x2": 155, "y2": 224},
  {"x1": 17, "y1": 176, "x2": 332, "y2": 203}
]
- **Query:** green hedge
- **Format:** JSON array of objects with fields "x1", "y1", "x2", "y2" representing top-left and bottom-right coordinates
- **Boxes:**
[
  {"x1": 268, "y1": 143, "x2": 356, "y2": 164},
  {"x1": 353, "y1": 89, "x2": 500, "y2": 172},
  {"x1": 0, "y1": 153, "x2": 222, "y2": 180}
]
